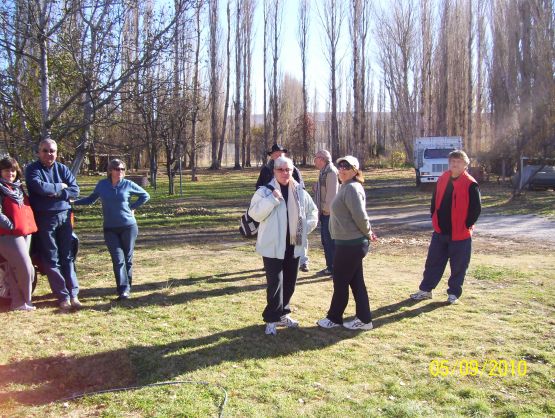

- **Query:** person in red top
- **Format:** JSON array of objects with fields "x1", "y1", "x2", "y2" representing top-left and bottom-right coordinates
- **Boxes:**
[
  {"x1": 410, "y1": 150, "x2": 481, "y2": 304},
  {"x1": 0, "y1": 157, "x2": 38, "y2": 311}
]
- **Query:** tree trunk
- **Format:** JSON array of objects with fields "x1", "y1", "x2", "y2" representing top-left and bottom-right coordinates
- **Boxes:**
[
  {"x1": 233, "y1": 0, "x2": 242, "y2": 169},
  {"x1": 209, "y1": 0, "x2": 220, "y2": 169},
  {"x1": 190, "y1": 1, "x2": 202, "y2": 181},
  {"x1": 218, "y1": 1, "x2": 232, "y2": 166}
]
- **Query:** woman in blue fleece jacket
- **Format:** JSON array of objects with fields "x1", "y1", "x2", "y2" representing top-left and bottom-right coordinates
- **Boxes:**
[{"x1": 75, "y1": 159, "x2": 149, "y2": 300}]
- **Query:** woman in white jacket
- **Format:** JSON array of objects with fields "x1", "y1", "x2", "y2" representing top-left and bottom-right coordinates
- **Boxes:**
[{"x1": 249, "y1": 156, "x2": 318, "y2": 335}]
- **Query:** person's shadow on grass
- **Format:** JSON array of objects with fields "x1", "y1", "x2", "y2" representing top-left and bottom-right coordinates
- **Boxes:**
[
  {"x1": 0, "y1": 324, "x2": 355, "y2": 407},
  {"x1": 75, "y1": 268, "x2": 268, "y2": 300},
  {"x1": 30, "y1": 268, "x2": 268, "y2": 309},
  {"x1": 76, "y1": 275, "x2": 330, "y2": 312},
  {"x1": 373, "y1": 298, "x2": 449, "y2": 328}
]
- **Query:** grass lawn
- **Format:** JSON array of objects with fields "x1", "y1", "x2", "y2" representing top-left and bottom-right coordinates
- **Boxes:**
[{"x1": 0, "y1": 168, "x2": 553, "y2": 417}]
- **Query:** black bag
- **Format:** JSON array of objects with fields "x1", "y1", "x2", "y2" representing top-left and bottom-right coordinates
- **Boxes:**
[{"x1": 240, "y1": 184, "x2": 275, "y2": 238}]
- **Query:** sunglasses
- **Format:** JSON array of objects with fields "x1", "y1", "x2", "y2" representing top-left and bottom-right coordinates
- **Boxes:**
[
  {"x1": 112, "y1": 167, "x2": 125, "y2": 171},
  {"x1": 337, "y1": 163, "x2": 352, "y2": 170}
]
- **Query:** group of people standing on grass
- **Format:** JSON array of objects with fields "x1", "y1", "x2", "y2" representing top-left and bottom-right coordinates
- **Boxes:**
[
  {"x1": 251, "y1": 144, "x2": 481, "y2": 335},
  {"x1": 2, "y1": 138, "x2": 481, "y2": 329},
  {"x1": 0, "y1": 138, "x2": 149, "y2": 312}
]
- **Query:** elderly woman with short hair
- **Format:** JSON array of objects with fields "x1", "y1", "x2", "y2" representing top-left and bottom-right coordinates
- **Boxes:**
[
  {"x1": 74, "y1": 159, "x2": 149, "y2": 300},
  {"x1": 249, "y1": 156, "x2": 318, "y2": 335}
]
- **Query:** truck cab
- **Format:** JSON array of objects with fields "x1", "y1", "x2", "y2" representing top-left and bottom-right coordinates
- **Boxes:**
[{"x1": 414, "y1": 136, "x2": 463, "y2": 186}]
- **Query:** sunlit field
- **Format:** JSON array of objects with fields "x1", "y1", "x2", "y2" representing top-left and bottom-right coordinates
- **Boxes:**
[{"x1": 0, "y1": 168, "x2": 553, "y2": 417}]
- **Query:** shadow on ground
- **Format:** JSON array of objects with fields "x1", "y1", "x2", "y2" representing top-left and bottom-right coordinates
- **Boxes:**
[
  {"x1": 0, "y1": 324, "x2": 355, "y2": 407},
  {"x1": 0, "y1": 297, "x2": 448, "y2": 409}
]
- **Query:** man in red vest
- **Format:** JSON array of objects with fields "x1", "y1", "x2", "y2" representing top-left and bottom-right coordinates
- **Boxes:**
[{"x1": 410, "y1": 150, "x2": 481, "y2": 304}]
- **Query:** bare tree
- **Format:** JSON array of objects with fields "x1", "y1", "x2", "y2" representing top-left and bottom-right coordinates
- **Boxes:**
[
  {"x1": 466, "y1": 0, "x2": 473, "y2": 156},
  {"x1": 262, "y1": 0, "x2": 269, "y2": 152},
  {"x1": 0, "y1": 0, "x2": 189, "y2": 174},
  {"x1": 375, "y1": 0, "x2": 418, "y2": 161},
  {"x1": 208, "y1": 0, "x2": 221, "y2": 169},
  {"x1": 358, "y1": 0, "x2": 371, "y2": 164},
  {"x1": 297, "y1": 0, "x2": 310, "y2": 165},
  {"x1": 217, "y1": 0, "x2": 232, "y2": 166},
  {"x1": 350, "y1": 0, "x2": 371, "y2": 166},
  {"x1": 233, "y1": 0, "x2": 242, "y2": 169},
  {"x1": 162, "y1": 0, "x2": 190, "y2": 194},
  {"x1": 318, "y1": 0, "x2": 344, "y2": 161},
  {"x1": 436, "y1": 0, "x2": 450, "y2": 136},
  {"x1": 189, "y1": 0, "x2": 203, "y2": 181},
  {"x1": 241, "y1": 0, "x2": 255, "y2": 167},
  {"x1": 474, "y1": 0, "x2": 486, "y2": 153},
  {"x1": 419, "y1": 0, "x2": 433, "y2": 137},
  {"x1": 270, "y1": 0, "x2": 282, "y2": 146}
]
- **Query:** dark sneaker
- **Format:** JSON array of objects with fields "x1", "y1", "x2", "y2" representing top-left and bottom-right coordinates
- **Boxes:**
[
  {"x1": 317, "y1": 268, "x2": 332, "y2": 276},
  {"x1": 410, "y1": 290, "x2": 432, "y2": 300},
  {"x1": 299, "y1": 263, "x2": 309, "y2": 272},
  {"x1": 116, "y1": 292, "x2": 130, "y2": 301},
  {"x1": 59, "y1": 300, "x2": 71, "y2": 311},
  {"x1": 70, "y1": 297, "x2": 82, "y2": 309}
]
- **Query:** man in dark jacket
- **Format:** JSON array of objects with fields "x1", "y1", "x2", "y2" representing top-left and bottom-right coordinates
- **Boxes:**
[
  {"x1": 26, "y1": 138, "x2": 81, "y2": 310},
  {"x1": 410, "y1": 150, "x2": 481, "y2": 304}
]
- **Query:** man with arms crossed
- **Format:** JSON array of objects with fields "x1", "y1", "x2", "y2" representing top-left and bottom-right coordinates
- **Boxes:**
[{"x1": 26, "y1": 138, "x2": 81, "y2": 310}]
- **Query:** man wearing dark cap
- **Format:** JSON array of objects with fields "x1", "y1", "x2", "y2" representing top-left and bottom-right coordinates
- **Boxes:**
[{"x1": 255, "y1": 144, "x2": 304, "y2": 190}]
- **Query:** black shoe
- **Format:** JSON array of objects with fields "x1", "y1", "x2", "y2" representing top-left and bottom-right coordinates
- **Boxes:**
[
  {"x1": 116, "y1": 292, "x2": 130, "y2": 301},
  {"x1": 317, "y1": 268, "x2": 332, "y2": 276},
  {"x1": 300, "y1": 263, "x2": 309, "y2": 272}
]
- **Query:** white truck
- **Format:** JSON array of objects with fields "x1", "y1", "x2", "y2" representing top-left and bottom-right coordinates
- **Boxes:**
[{"x1": 413, "y1": 136, "x2": 463, "y2": 186}]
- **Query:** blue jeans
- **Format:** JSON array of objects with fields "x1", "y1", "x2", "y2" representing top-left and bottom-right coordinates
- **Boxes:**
[
  {"x1": 103, "y1": 224, "x2": 138, "y2": 295},
  {"x1": 419, "y1": 232, "x2": 472, "y2": 298},
  {"x1": 320, "y1": 214, "x2": 335, "y2": 270},
  {"x1": 36, "y1": 210, "x2": 79, "y2": 302}
]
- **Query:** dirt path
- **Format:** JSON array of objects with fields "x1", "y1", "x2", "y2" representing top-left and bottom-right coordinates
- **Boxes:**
[{"x1": 369, "y1": 205, "x2": 555, "y2": 244}]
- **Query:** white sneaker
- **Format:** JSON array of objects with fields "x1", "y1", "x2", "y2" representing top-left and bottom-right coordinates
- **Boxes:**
[
  {"x1": 447, "y1": 294, "x2": 459, "y2": 304},
  {"x1": 12, "y1": 304, "x2": 35, "y2": 312},
  {"x1": 343, "y1": 317, "x2": 374, "y2": 330},
  {"x1": 410, "y1": 290, "x2": 432, "y2": 300},
  {"x1": 265, "y1": 322, "x2": 277, "y2": 335},
  {"x1": 277, "y1": 314, "x2": 299, "y2": 328},
  {"x1": 317, "y1": 318, "x2": 340, "y2": 329}
]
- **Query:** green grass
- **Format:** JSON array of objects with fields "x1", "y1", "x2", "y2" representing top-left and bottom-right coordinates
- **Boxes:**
[{"x1": 0, "y1": 168, "x2": 553, "y2": 417}]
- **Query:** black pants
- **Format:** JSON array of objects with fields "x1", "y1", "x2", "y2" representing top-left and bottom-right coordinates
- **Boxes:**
[
  {"x1": 262, "y1": 245, "x2": 300, "y2": 323},
  {"x1": 327, "y1": 241, "x2": 372, "y2": 324}
]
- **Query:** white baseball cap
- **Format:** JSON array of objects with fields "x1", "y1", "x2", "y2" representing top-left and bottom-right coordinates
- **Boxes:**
[{"x1": 336, "y1": 155, "x2": 360, "y2": 170}]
